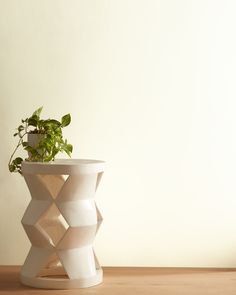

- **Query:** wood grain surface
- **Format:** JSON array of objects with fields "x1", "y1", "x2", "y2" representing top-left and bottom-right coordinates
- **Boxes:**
[{"x1": 1, "y1": 266, "x2": 236, "y2": 295}]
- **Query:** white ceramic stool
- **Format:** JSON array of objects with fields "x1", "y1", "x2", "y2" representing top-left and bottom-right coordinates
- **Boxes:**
[{"x1": 20, "y1": 159, "x2": 105, "y2": 289}]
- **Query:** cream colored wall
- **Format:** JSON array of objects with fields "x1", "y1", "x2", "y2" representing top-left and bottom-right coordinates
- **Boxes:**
[{"x1": 1, "y1": 0, "x2": 236, "y2": 266}]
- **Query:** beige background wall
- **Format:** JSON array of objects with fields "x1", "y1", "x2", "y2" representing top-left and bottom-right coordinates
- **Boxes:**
[{"x1": 1, "y1": 0, "x2": 236, "y2": 266}]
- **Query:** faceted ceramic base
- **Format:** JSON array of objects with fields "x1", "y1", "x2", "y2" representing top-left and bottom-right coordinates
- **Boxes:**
[{"x1": 21, "y1": 159, "x2": 105, "y2": 289}]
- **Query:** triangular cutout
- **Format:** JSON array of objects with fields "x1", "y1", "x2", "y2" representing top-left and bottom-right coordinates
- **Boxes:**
[
  {"x1": 21, "y1": 199, "x2": 52, "y2": 226},
  {"x1": 37, "y1": 174, "x2": 67, "y2": 199},
  {"x1": 21, "y1": 246, "x2": 54, "y2": 278},
  {"x1": 36, "y1": 204, "x2": 69, "y2": 247},
  {"x1": 24, "y1": 175, "x2": 53, "y2": 200},
  {"x1": 37, "y1": 252, "x2": 69, "y2": 278},
  {"x1": 61, "y1": 175, "x2": 69, "y2": 182},
  {"x1": 96, "y1": 172, "x2": 104, "y2": 191},
  {"x1": 22, "y1": 224, "x2": 53, "y2": 248},
  {"x1": 95, "y1": 204, "x2": 103, "y2": 234},
  {"x1": 93, "y1": 249, "x2": 101, "y2": 270}
]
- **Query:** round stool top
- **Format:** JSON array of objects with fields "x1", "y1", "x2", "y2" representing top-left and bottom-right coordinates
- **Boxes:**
[{"x1": 22, "y1": 159, "x2": 105, "y2": 175}]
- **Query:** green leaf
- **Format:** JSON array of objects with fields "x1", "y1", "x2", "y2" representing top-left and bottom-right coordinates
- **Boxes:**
[
  {"x1": 28, "y1": 117, "x2": 38, "y2": 127},
  {"x1": 13, "y1": 157, "x2": 23, "y2": 164},
  {"x1": 24, "y1": 146, "x2": 39, "y2": 156},
  {"x1": 13, "y1": 132, "x2": 18, "y2": 137},
  {"x1": 46, "y1": 134, "x2": 52, "y2": 139},
  {"x1": 18, "y1": 125, "x2": 24, "y2": 132},
  {"x1": 61, "y1": 114, "x2": 71, "y2": 127},
  {"x1": 48, "y1": 119, "x2": 61, "y2": 126},
  {"x1": 62, "y1": 143, "x2": 73, "y2": 157},
  {"x1": 32, "y1": 106, "x2": 43, "y2": 118},
  {"x1": 66, "y1": 144, "x2": 73, "y2": 153},
  {"x1": 9, "y1": 164, "x2": 15, "y2": 172}
]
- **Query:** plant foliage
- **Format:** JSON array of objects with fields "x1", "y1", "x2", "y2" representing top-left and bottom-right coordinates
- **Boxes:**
[{"x1": 8, "y1": 107, "x2": 73, "y2": 174}]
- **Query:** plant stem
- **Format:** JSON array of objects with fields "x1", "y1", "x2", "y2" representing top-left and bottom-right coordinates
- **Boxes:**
[{"x1": 8, "y1": 132, "x2": 27, "y2": 167}]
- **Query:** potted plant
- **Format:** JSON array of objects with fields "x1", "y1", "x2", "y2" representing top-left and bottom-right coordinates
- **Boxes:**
[
  {"x1": 9, "y1": 107, "x2": 105, "y2": 289},
  {"x1": 8, "y1": 106, "x2": 73, "y2": 174}
]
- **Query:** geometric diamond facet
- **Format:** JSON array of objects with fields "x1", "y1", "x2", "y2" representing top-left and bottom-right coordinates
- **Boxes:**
[{"x1": 36, "y1": 204, "x2": 69, "y2": 247}]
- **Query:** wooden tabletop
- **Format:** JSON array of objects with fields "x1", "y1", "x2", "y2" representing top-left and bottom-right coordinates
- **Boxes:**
[{"x1": 1, "y1": 266, "x2": 236, "y2": 295}]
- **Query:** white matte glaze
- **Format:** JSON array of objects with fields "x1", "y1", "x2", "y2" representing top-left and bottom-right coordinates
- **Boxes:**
[{"x1": 20, "y1": 159, "x2": 105, "y2": 289}]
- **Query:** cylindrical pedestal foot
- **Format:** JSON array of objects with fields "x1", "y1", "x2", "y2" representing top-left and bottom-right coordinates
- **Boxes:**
[{"x1": 20, "y1": 268, "x2": 103, "y2": 289}]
